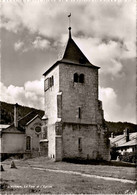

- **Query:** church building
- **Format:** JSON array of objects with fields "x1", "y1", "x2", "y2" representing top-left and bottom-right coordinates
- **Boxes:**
[{"x1": 42, "y1": 26, "x2": 110, "y2": 161}]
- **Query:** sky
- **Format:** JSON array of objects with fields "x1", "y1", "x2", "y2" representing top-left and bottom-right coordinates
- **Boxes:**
[{"x1": 0, "y1": 0, "x2": 136, "y2": 124}]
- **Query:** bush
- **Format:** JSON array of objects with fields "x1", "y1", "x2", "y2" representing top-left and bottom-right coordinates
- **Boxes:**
[{"x1": 120, "y1": 152, "x2": 137, "y2": 163}]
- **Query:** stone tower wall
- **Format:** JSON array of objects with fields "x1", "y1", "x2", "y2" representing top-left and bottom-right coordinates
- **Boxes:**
[
  {"x1": 62, "y1": 123, "x2": 110, "y2": 161},
  {"x1": 59, "y1": 63, "x2": 98, "y2": 124},
  {"x1": 44, "y1": 66, "x2": 60, "y2": 158}
]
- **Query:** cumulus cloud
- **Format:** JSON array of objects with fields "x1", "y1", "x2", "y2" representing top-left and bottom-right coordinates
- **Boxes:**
[
  {"x1": 0, "y1": 79, "x2": 44, "y2": 110},
  {"x1": 75, "y1": 37, "x2": 123, "y2": 76},
  {"x1": 99, "y1": 87, "x2": 136, "y2": 123},
  {"x1": 32, "y1": 36, "x2": 50, "y2": 50},
  {"x1": 14, "y1": 41, "x2": 24, "y2": 51},
  {"x1": 1, "y1": 1, "x2": 136, "y2": 123},
  {"x1": 1, "y1": 1, "x2": 135, "y2": 41},
  {"x1": 0, "y1": 80, "x2": 135, "y2": 123},
  {"x1": 14, "y1": 36, "x2": 50, "y2": 52},
  {"x1": 99, "y1": 87, "x2": 120, "y2": 121},
  {"x1": 1, "y1": 1, "x2": 135, "y2": 75}
]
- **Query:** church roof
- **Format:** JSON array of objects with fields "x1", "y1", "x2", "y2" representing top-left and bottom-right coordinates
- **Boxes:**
[
  {"x1": 18, "y1": 110, "x2": 40, "y2": 129},
  {"x1": 2, "y1": 110, "x2": 43, "y2": 132},
  {"x1": 110, "y1": 132, "x2": 137, "y2": 148},
  {"x1": 43, "y1": 34, "x2": 99, "y2": 76}
]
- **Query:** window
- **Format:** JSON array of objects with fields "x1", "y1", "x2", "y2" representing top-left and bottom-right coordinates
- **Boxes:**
[
  {"x1": 26, "y1": 136, "x2": 31, "y2": 151},
  {"x1": 73, "y1": 73, "x2": 85, "y2": 83},
  {"x1": 43, "y1": 126, "x2": 47, "y2": 139},
  {"x1": 79, "y1": 57, "x2": 86, "y2": 64},
  {"x1": 35, "y1": 126, "x2": 41, "y2": 134},
  {"x1": 79, "y1": 74, "x2": 84, "y2": 83},
  {"x1": 78, "y1": 138, "x2": 82, "y2": 152},
  {"x1": 44, "y1": 76, "x2": 54, "y2": 91},
  {"x1": 74, "y1": 73, "x2": 79, "y2": 82},
  {"x1": 44, "y1": 78, "x2": 50, "y2": 91},
  {"x1": 57, "y1": 93, "x2": 62, "y2": 118},
  {"x1": 50, "y1": 76, "x2": 54, "y2": 87},
  {"x1": 78, "y1": 107, "x2": 81, "y2": 119}
]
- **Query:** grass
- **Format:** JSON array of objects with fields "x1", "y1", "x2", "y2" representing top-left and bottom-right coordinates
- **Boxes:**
[{"x1": 1, "y1": 157, "x2": 136, "y2": 194}]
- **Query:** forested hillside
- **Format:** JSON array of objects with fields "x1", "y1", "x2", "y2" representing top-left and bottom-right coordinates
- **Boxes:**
[
  {"x1": 0, "y1": 101, "x2": 44, "y2": 124},
  {"x1": 105, "y1": 121, "x2": 137, "y2": 136}
]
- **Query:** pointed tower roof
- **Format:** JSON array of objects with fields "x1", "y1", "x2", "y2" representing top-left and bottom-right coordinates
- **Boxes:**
[
  {"x1": 43, "y1": 28, "x2": 99, "y2": 76},
  {"x1": 61, "y1": 36, "x2": 92, "y2": 66}
]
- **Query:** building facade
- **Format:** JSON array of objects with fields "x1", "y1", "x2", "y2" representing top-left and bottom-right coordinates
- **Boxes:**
[
  {"x1": 0, "y1": 104, "x2": 45, "y2": 159},
  {"x1": 110, "y1": 129, "x2": 137, "y2": 155},
  {"x1": 43, "y1": 29, "x2": 110, "y2": 161}
]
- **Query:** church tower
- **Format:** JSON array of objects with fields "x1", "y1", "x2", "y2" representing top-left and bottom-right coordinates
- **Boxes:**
[{"x1": 43, "y1": 26, "x2": 110, "y2": 161}]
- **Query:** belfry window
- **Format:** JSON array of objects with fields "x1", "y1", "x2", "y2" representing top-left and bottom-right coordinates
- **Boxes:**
[
  {"x1": 73, "y1": 73, "x2": 85, "y2": 83},
  {"x1": 74, "y1": 73, "x2": 79, "y2": 82},
  {"x1": 79, "y1": 74, "x2": 84, "y2": 83}
]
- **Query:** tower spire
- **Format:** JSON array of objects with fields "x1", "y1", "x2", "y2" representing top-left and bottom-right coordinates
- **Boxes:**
[{"x1": 68, "y1": 13, "x2": 71, "y2": 38}]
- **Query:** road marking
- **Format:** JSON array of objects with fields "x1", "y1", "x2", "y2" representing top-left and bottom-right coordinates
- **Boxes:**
[{"x1": 32, "y1": 167, "x2": 136, "y2": 184}]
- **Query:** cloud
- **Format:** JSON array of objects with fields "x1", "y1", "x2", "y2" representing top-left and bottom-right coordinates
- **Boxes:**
[
  {"x1": 0, "y1": 80, "x2": 135, "y2": 123},
  {"x1": 1, "y1": 1, "x2": 136, "y2": 124},
  {"x1": 14, "y1": 36, "x2": 50, "y2": 53},
  {"x1": 14, "y1": 41, "x2": 24, "y2": 51},
  {"x1": 99, "y1": 87, "x2": 120, "y2": 120},
  {"x1": 1, "y1": 1, "x2": 135, "y2": 41},
  {"x1": 2, "y1": 1, "x2": 135, "y2": 74},
  {"x1": 32, "y1": 36, "x2": 50, "y2": 50},
  {"x1": 0, "y1": 79, "x2": 44, "y2": 110},
  {"x1": 99, "y1": 87, "x2": 136, "y2": 123},
  {"x1": 75, "y1": 37, "x2": 126, "y2": 76}
]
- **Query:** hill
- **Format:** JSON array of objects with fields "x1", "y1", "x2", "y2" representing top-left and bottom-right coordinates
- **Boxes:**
[
  {"x1": 0, "y1": 101, "x2": 44, "y2": 124},
  {"x1": 105, "y1": 121, "x2": 137, "y2": 136},
  {"x1": 0, "y1": 101, "x2": 136, "y2": 136}
]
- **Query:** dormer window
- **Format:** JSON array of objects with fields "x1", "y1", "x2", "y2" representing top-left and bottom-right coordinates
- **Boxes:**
[
  {"x1": 79, "y1": 57, "x2": 86, "y2": 64},
  {"x1": 79, "y1": 74, "x2": 84, "y2": 83},
  {"x1": 74, "y1": 73, "x2": 79, "y2": 82}
]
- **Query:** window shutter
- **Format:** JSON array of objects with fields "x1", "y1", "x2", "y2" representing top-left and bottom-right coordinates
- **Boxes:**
[{"x1": 44, "y1": 78, "x2": 50, "y2": 91}]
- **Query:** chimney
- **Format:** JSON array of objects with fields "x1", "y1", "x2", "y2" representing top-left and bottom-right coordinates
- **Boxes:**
[
  {"x1": 123, "y1": 128, "x2": 129, "y2": 142},
  {"x1": 14, "y1": 103, "x2": 18, "y2": 128},
  {"x1": 111, "y1": 132, "x2": 114, "y2": 138}
]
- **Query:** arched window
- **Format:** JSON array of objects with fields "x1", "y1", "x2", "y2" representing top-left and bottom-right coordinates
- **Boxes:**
[
  {"x1": 74, "y1": 73, "x2": 78, "y2": 83},
  {"x1": 26, "y1": 136, "x2": 31, "y2": 151},
  {"x1": 79, "y1": 74, "x2": 84, "y2": 83}
]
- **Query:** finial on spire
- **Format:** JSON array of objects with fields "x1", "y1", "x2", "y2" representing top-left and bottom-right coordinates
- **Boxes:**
[{"x1": 68, "y1": 13, "x2": 71, "y2": 38}]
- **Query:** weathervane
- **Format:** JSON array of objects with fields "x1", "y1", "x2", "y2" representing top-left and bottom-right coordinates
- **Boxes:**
[{"x1": 68, "y1": 13, "x2": 71, "y2": 38}]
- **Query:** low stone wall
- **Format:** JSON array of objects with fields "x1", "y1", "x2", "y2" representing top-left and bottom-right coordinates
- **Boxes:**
[{"x1": 0, "y1": 153, "x2": 24, "y2": 161}]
